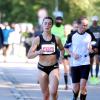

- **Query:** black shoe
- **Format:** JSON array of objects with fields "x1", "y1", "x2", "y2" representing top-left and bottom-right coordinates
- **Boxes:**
[
  {"x1": 80, "y1": 94, "x2": 86, "y2": 100},
  {"x1": 65, "y1": 85, "x2": 68, "y2": 90}
]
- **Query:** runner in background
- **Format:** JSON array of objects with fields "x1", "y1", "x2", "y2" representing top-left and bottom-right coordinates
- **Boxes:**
[
  {"x1": 97, "y1": 38, "x2": 100, "y2": 72},
  {"x1": 2, "y1": 22, "x2": 14, "y2": 62},
  {"x1": 65, "y1": 17, "x2": 96, "y2": 100},
  {"x1": 51, "y1": 16, "x2": 70, "y2": 89},
  {"x1": 89, "y1": 16, "x2": 100, "y2": 84},
  {"x1": 0, "y1": 26, "x2": 4, "y2": 52}
]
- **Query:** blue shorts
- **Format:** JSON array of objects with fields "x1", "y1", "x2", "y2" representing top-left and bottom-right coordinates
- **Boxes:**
[{"x1": 71, "y1": 65, "x2": 90, "y2": 83}]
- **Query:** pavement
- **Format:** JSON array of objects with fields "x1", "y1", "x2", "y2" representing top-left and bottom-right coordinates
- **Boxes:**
[{"x1": 0, "y1": 55, "x2": 100, "y2": 100}]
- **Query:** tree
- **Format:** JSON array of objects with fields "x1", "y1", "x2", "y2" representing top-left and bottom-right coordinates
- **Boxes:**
[{"x1": 0, "y1": 0, "x2": 100, "y2": 24}]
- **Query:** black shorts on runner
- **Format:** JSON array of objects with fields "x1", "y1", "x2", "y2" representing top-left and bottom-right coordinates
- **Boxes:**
[
  {"x1": 64, "y1": 55, "x2": 70, "y2": 59},
  {"x1": 89, "y1": 53, "x2": 95, "y2": 58},
  {"x1": 71, "y1": 65, "x2": 90, "y2": 83}
]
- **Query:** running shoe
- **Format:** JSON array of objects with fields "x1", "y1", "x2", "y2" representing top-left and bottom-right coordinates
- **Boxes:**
[{"x1": 89, "y1": 77, "x2": 100, "y2": 85}]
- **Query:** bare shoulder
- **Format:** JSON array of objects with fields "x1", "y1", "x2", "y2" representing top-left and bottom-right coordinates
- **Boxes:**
[{"x1": 32, "y1": 36, "x2": 40, "y2": 46}]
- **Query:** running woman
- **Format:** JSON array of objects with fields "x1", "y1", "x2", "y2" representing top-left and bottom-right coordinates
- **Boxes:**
[{"x1": 27, "y1": 16, "x2": 64, "y2": 100}]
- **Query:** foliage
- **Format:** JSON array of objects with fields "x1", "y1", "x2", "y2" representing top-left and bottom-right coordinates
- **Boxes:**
[{"x1": 0, "y1": 0, "x2": 100, "y2": 24}]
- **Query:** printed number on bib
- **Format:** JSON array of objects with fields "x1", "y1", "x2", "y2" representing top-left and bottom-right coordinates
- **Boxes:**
[{"x1": 42, "y1": 44, "x2": 55, "y2": 54}]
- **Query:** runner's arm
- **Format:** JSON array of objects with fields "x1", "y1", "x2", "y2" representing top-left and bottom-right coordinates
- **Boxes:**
[
  {"x1": 27, "y1": 36, "x2": 42, "y2": 59},
  {"x1": 56, "y1": 37, "x2": 65, "y2": 59}
]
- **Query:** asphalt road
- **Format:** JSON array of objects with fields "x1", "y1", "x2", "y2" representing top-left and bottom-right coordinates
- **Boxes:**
[{"x1": 0, "y1": 56, "x2": 100, "y2": 100}]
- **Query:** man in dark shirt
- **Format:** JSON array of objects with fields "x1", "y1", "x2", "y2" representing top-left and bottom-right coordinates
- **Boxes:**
[{"x1": 0, "y1": 27, "x2": 4, "y2": 49}]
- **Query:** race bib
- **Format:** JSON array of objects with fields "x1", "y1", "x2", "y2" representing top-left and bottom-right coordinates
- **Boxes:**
[
  {"x1": 42, "y1": 44, "x2": 55, "y2": 54},
  {"x1": 93, "y1": 32, "x2": 100, "y2": 39}
]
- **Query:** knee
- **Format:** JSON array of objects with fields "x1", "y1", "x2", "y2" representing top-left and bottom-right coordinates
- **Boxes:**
[
  {"x1": 43, "y1": 90, "x2": 49, "y2": 100},
  {"x1": 73, "y1": 84, "x2": 80, "y2": 93},
  {"x1": 50, "y1": 89, "x2": 57, "y2": 97},
  {"x1": 50, "y1": 90, "x2": 57, "y2": 96}
]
